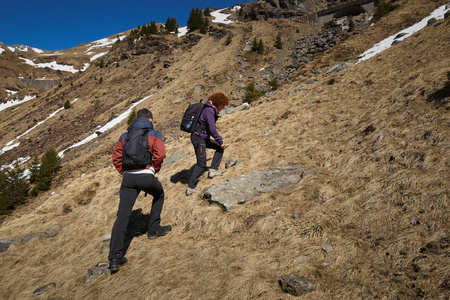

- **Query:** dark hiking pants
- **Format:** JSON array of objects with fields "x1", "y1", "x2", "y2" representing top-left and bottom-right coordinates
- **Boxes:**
[
  {"x1": 109, "y1": 173, "x2": 164, "y2": 260},
  {"x1": 188, "y1": 135, "x2": 224, "y2": 189}
]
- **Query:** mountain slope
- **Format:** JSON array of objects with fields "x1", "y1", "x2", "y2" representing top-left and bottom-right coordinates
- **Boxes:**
[{"x1": 0, "y1": 1, "x2": 449, "y2": 299}]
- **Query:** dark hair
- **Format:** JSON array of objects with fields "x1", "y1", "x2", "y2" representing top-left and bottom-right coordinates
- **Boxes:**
[
  {"x1": 137, "y1": 108, "x2": 153, "y2": 119},
  {"x1": 208, "y1": 93, "x2": 229, "y2": 108}
]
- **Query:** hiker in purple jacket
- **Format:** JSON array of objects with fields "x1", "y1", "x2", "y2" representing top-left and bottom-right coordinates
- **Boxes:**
[{"x1": 186, "y1": 93, "x2": 230, "y2": 196}]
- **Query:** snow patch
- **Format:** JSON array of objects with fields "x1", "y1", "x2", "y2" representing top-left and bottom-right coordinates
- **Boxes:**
[
  {"x1": 0, "y1": 95, "x2": 35, "y2": 112},
  {"x1": 19, "y1": 57, "x2": 81, "y2": 73},
  {"x1": 58, "y1": 95, "x2": 152, "y2": 157},
  {"x1": 358, "y1": 4, "x2": 449, "y2": 62},
  {"x1": 211, "y1": 8, "x2": 234, "y2": 24},
  {"x1": 90, "y1": 52, "x2": 108, "y2": 62}
]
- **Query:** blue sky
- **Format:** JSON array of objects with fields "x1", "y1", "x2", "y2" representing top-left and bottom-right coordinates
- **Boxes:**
[{"x1": 0, "y1": 0, "x2": 247, "y2": 50}]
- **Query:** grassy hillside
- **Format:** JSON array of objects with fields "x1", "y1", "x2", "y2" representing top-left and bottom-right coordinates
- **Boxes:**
[{"x1": 0, "y1": 0, "x2": 448, "y2": 299}]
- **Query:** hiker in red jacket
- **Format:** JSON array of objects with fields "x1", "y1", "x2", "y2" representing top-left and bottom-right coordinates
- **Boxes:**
[
  {"x1": 186, "y1": 93, "x2": 229, "y2": 196},
  {"x1": 109, "y1": 108, "x2": 171, "y2": 274}
]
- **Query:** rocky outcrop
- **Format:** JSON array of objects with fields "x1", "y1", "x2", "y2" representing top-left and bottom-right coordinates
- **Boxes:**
[
  {"x1": 19, "y1": 78, "x2": 61, "y2": 91},
  {"x1": 201, "y1": 165, "x2": 321, "y2": 211}
]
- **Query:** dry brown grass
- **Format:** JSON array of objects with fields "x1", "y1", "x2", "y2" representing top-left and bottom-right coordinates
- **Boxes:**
[{"x1": 0, "y1": 1, "x2": 449, "y2": 299}]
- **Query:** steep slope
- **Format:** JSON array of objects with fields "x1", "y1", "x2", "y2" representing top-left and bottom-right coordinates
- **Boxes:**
[{"x1": 0, "y1": 0, "x2": 449, "y2": 299}]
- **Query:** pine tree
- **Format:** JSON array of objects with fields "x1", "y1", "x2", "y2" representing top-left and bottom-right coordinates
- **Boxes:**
[
  {"x1": 165, "y1": 17, "x2": 179, "y2": 33},
  {"x1": 274, "y1": 34, "x2": 283, "y2": 49},
  {"x1": 31, "y1": 148, "x2": 61, "y2": 192},
  {"x1": 251, "y1": 38, "x2": 259, "y2": 52},
  {"x1": 187, "y1": 7, "x2": 205, "y2": 32},
  {"x1": 257, "y1": 39, "x2": 264, "y2": 54},
  {"x1": 204, "y1": 7, "x2": 211, "y2": 16},
  {"x1": 0, "y1": 166, "x2": 29, "y2": 215},
  {"x1": 64, "y1": 99, "x2": 71, "y2": 109},
  {"x1": 149, "y1": 20, "x2": 158, "y2": 34}
]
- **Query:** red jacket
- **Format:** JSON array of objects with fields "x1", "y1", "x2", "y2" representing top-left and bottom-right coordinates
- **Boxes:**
[{"x1": 112, "y1": 117, "x2": 166, "y2": 175}]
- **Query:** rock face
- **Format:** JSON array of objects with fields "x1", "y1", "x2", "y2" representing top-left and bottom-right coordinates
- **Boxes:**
[{"x1": 201, "y1": 165, "x2": 320, "y2": 211}]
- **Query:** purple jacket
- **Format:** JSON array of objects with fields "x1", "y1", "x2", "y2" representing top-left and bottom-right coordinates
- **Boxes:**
[{"x1": 193, "y1": 100, "x2": 223, "y2": 145}]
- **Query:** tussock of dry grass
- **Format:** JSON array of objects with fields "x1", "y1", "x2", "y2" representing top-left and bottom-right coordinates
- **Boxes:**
[{"x1": 0, "y1": 0, "x2": 449, "y2": 299}]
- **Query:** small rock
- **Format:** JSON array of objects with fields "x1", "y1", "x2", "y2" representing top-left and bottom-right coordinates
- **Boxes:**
[
  {"x1": 225, "y1": 158, "x2": 239, "y2": 169},
  {"x1": 326, "y1": 62, "x2": 354, "y2": 74},
  {"x1": 427, "y1": 18, "x2": 437, "y2": 26},
  {"x1": 279, "y1": 273, "x2": 316, "y2": 296},
  {"x1": 40, "y1": 225, "x2": 61, "y2": 238},
  {"x1": 163, "y1": 151, "x2": 184, "y2": 166},
  {"x1": 0, "y1": 239, "x2": 21, "y2": 252},
  {"x1": 265, "y1": 91, "x2": 277, "y2": 97},
  {"x1": 287, "y1": 89, "x2": 297, "y2": 97},
  {"x1": 322, "y1": 245, "x2": 333, "y2": 253},
  {"x1": 194, "y1": 86, "x2": 202, "y2": 94},
  {"x1": 85, "y1": 263, "x2": 110, "y2": 283},
  {"x1": 34, "y1": 282, "x2": 56, "y2": 295},
  {"x1": 23, "y1": 233, "x2": 38, "y2": 242},
  {"x1": 102, "y1": 233, "x2": 111, "y2": 242},
  {"x1": 173, "y1": 97, "x2": 185, "y2": 104}
]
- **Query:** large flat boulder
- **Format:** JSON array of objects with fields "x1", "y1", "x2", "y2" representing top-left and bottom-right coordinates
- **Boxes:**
[{"x1": 201, "y1": 165, "x2": 320, "y2": 211}]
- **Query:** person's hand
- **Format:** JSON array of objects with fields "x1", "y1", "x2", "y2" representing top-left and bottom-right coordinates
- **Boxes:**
[{"x1": 221, "y1": 144, "x2": 227, "y2": 149}]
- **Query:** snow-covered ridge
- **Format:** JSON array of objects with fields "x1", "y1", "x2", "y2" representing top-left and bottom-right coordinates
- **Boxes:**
[{"x1": 8, "y1": 45, "x2": 44, "y2": 53}]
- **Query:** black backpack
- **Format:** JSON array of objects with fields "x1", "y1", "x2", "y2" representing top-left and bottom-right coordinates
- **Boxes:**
[
  {"x1": 122, "y1": 127, "x2": 152, "y2": 170},
  {"x1": 180, "y1": 100, "x2": 205, "y2": 133}
]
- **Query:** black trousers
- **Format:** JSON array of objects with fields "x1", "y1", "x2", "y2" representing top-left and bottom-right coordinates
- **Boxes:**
[
  {"x1": 108, "y1": 173, "x2": 164, "y2": 260},
  {"x1": 188, "y1": 135, "x2": 224, "y2": 188}
]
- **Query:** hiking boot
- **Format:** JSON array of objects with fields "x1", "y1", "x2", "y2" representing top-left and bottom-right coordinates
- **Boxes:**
[
  {"x1": 109, "y1": 257, "x2": 127, "y2": 274},
  {"x1": 186, "y1": 186, "x2": 200, "y2": 196},
  {"x1": 148, "y1": 225, "x2": 172, "y2": 240},
  {"x1": 208, "y1": 169, "x2": 224, "y2": 178}
]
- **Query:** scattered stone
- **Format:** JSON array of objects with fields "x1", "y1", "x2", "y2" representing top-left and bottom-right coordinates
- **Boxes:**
[
  {"x1": 33, "y1": 282, "x2": 56, "y2": 295},
  {"x1": 2, "y1": 253, "x2": 18, "y2": 257},
  {"x1": 163, "y1": 61, "x2": 171, "y2": 68},
  {"x1": 0, "y1": 239, "x2": 21, "y2": 252},
  {"x1": 287, "y1": 89, "x2": 297, "y2": 98},
  {"x1": 265, "y1": 90, "x2": 277, "y2": 97},
  {"x1": 173, "y1": 97, "x2": 185, "y2": 104},
  {"x1": 100, "y1": 244, "x2": 108, "y2": 254},
  {"x1": 427, "y1": 18, "x2": 437, "y2": 26},
  {"x1": 23, "y1": 233, "x2": 38, "y2": 242},
  {"x1": 394, "y1": 32, "x2": 408, "y2": 39},
  {"x1": 194, "y1": 86, "x2": 202, "y2": 94},
  {"x1": 326, "y1": 62, "x2": 354, "y2": 74},
  {"x1": 301, "y1": 98, "x2": 318, "y2": 105},
  {"x1": 225, "y1": 158, "x2": 239, "y2": 169},
  {"x1": 293, "y1": 255, "x2": 309, "y2": 265},
  {"x1": 40, "y1": 225, "x2": 61, "y2": 239},
  {"x1": 219, "y1": 103, "x2": 249, "y2": 116},
  {"x1": 85, "y1": 262, "x2": 110, "y2": 283},
  {"x1": 102, "y1": 233, "x2": 111, "y2": 242},
  {"x1": 163, "y1": 151, "x2": 184, "y2": 166},
  {"x1": 263, "y1": 131, "x2": 270, "y2": 137},
  {"x1": 279, "y1": 273, "x2": 316, "y2": 296},
  {"x1": 85, "y1": 143, "x2": 98, "y2": 153},
  {"x1": 202, "y1": 165, "x2": 320, "y2": 211},
  {"x1": 322, "y1": 245, "x2": 333, "y2": 253}
]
